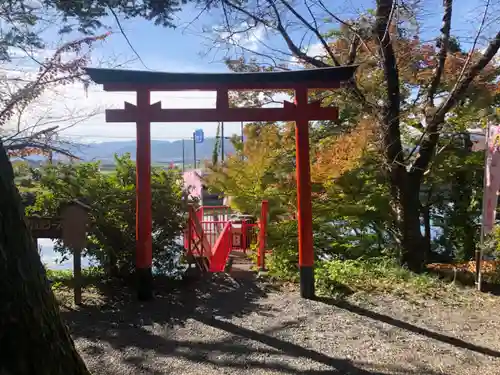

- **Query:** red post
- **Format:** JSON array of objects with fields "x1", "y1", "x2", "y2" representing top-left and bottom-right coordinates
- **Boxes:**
[
  {"x1": 242, "y1": 220, "x2": 247, "y2": 254},
  {"x1": 187, "y1": 205, "x2": 193, "y2": 256},
  {"x1": 258, "y1": 200, "x2": 269, "y2": 271},
  {"x1": 294, "y1": 87, "x2": 315, "y2": 299},
  {"x1": 136, "y1": 89, "x2": 153, "y2": 300}
]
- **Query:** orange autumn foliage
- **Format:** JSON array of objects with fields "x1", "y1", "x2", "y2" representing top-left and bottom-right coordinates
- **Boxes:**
[
  {"x1": 311, "y1": 119, "x2": 375, "y2": 183},
  {"x1": 323, "y1": 22, "x2": 498, "y2": 107},
  {"x1": 427, "y1": 260, "x2": 500, "y2": 275},
  {"x1": 8, "y1": 148, "x2": 50, "y2": 158}
]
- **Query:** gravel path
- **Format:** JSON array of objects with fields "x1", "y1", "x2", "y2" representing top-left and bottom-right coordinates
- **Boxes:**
[{"x1": 61, "y1": 274, "x2": 500, "y2": 375}]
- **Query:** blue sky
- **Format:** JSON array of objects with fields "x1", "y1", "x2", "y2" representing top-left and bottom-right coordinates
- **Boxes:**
[{"x1": 8, "y1": 0, "x2": 497, "y2": 144}]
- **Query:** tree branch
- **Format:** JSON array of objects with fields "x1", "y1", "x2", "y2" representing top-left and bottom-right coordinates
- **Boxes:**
[
  {"x1": 221, "y1": 0, "x2": 332, "y2": 69},
  {"x1": 6, "y1": 140, "x2": 79, "y2": 160},
  {"x1": 315, "y1": 0, "x2": 376, "y2": 57},
  {"x1": 346, "y1": 35, "x2": 360, "y2": 65},
  {"x1": 426, "y1": 0, "x2": 453, "y2": 105},
  {"x1": 435, "y1": 30, "x2": 500, "y2": 122},
  {"x1": 0, "y1": 33, "x2": 108, "y2": 127},
  {"x1": 411, "y1": 30, "x2": 500, "y2": 181},
  {"x1": 375, "y1": 0, "x2": 404, "y2": 167},
  {"x1": 277, "y1": 0, "x2": 341, "y2": 66}
]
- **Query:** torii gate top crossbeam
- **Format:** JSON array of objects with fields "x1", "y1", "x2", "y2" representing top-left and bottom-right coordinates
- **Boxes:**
[{"x1": 84, "y1": 66, "x2": 358, "y2": 91}]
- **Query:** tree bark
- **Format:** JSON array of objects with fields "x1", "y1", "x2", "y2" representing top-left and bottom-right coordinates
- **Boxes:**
[
  {"x1": 450, "y1": 135, "x2": 476, "y2": 261},
  {"x1": 374, "y1": 0, "x2": 425, "y2": 271},
  {"x1": 0, "y1": 142, "x2": 91, "y2": 375},
  {"x1": 399, "y1": 187, "x2": 425, "y2": 272},
  {"x1": 422, "y1": 205, "x2": 431, "y2": 264},
  {"x1": 461, "y1": 135, "x2": 476, "y2": 261}
]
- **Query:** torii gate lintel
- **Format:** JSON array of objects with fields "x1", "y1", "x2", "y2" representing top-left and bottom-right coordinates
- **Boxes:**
[{"x1": 105, "y1": 96, "x2": 339, "y2": 123}]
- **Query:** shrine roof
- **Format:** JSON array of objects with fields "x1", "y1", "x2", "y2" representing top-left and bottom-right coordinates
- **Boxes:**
[{"x1": 84, "y1": 66, "x2": 358, "y2": 91}]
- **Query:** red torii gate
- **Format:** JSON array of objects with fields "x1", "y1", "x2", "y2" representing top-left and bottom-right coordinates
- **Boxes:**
[{"x1": 85, "y1": 66, "x2": 357, "y2": 300}]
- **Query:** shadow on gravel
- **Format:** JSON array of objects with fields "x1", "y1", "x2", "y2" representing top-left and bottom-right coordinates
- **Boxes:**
[
  {"x1": 316, "y1": 296, "x2": 500, "y2": 359},
  {"x1": 61, "y1": 275, "x2": 447, "y2": 375},
  {"x1": 62, "y1": 273, "x2": 272, "y2": 331},
  {"x1": 191, "y1": 314, "x2": 445, "y2": 375}
]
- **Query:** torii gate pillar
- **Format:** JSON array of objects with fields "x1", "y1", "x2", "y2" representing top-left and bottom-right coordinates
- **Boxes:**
[
  {"x1": 294, "y1": 87, "x2": 314, "y2": 298},
  {"x1": 135, "y1": 89, "x2": 153, "y2": 300}
]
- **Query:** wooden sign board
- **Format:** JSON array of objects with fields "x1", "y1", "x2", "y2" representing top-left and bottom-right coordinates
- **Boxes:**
[
  {"x1": 27, "y1": 217, "x2": 62, "y2": 239},
  {"x1": 60, "y1": 204, "x2": 89, "y2": 250},
  {"x1": 60, "y1": 202, "x2": 90, "y2": 306},
  {"x1": 27, "y1": 200, "x2": 90, "y2": 306}
]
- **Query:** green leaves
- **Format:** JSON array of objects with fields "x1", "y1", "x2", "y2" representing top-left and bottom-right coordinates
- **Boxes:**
[
  {"x1": 26, "y1": 154, "x2": 186, "y2": 276},
  {"x1": 206, "y1": 122, "x2": 296, "y2": 221},
  {"x1": 212, "y1": 122, "x2": 221, "y2": 166},
  {"x1": 203, "y1": 116, "x2": 396, "y2": 279}
]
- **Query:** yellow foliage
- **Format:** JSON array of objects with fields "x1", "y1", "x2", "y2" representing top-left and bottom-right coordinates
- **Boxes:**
[{"x1": 311, "y1": 120, "x2": 375, "y2": 182}]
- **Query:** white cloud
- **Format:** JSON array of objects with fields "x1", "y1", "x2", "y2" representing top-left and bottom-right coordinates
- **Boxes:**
[
  {"x1": 8, "y1": 46, "x2": 78, "y2": 61},
  {"x1": 2, "y1": 34, "x2": 289, "y2": 145},
  {"x1": 214, "y1": 22, "x2": 266, "y2": 52},
  {"x1": 242, "y1": 23, "x2": 266, "y2": 51},
  {"x1": 2, "y1": 76, "x2": 241, "y2": 143},
  {"x1": 306, "y1": 43, "x2": 328, "y2": 59},
  {"x1": 1, "y1": 46, "x2": 246, "y2": 143},
  {"x1": 14, "y1": 77, "x2": 250, "y2": 143},
  {"x1": 290, "y1": 42, "x2": 327, "y2": 67}
]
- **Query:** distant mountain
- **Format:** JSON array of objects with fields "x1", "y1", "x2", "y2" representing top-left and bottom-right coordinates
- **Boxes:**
[{"x1": 61, "y1": 137, "x2": 236, "y2": 164}]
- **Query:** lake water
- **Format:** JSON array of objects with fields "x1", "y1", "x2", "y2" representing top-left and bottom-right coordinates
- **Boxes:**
[
  {"x1": 38, "y1": 239, "x2": 91, "y2": 270},
  {"x1": 37, "y1": 225, "x2": 446, "y2": 271}
]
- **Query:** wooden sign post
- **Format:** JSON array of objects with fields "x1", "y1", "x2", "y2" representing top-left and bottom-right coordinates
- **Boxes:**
[
  {"x1": 27, "y1": 200, "x2": 90, "y2": 305},
  {"x1": 59, "y1": 201, "x2": 90, "y2": 306}
]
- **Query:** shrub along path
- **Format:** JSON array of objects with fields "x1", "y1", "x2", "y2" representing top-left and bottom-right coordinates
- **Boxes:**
[{"x1": 59, "y1": 273, "x2": 500, "y2": 375}]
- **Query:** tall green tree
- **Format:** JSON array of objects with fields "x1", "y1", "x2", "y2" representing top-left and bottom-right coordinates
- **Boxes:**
[
  {"x1": 200, "y1": 0, "x2": 500, "y2": 271},
  {"x1": 212, "y1": 122, "x2": 221, "y2": 165},
  {"x1": 206, "y1": 122, "x2": 296, "y2": 220}
]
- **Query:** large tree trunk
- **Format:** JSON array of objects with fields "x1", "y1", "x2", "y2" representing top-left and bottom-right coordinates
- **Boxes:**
[
  {"x1": 374, "y1": 0, "x2": 426, "y2": 272},
  {"x1": 422, "y1": 205, "x2": 432, "y2": 264},
  {"x1": 455, "y1": 135, "x2": 476, "y2": 261},
  {"x1": 400, "y1": 188, "x2": 425, "y2": 272},
  {"x1": 0, "y1": 142, "x2": 91, "y2": 375}
]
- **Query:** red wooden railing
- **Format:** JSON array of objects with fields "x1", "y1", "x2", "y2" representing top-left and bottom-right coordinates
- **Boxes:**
[
  {"x1": 185, "y1": 205, "x2": 211, "y2": 265},
  {"x1": 184, "y1": 201, "x2": 268, "y2": 273},
  {"x1": 209, "y1": 222, "x2": 233, "y2": 272}
]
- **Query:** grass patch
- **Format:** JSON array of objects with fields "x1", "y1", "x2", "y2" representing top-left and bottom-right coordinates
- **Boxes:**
[
  {"x1": 18, "y1": 185, "x2": 42, "y2": 193},
  {"x1": 46, "y1": 267, "x2": 109, "y2": 307},
  {"x1": 46, "y1": 266, "x2": 105, "y2": 288},
  {"x1": 315, "y1": 258, "x2": 451, "y2": 300}
]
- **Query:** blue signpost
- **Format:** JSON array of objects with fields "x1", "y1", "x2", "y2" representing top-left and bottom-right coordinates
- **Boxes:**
[
  {"x1": 193, "y1": 129, "x2": 204, "y2": 168},
  {"x1": 194, "y1": 128, "x2": 204, "y2": 143}
]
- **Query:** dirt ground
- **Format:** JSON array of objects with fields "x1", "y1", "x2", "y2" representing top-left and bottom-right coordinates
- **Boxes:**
[{"x1": 59, "y1": 273, "x2": 500, "y2": 375}]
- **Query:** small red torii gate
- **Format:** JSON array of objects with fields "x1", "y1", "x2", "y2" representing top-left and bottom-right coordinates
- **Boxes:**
[{"x1": 85, "y1": 66, "x2": 358, "y2": 300}]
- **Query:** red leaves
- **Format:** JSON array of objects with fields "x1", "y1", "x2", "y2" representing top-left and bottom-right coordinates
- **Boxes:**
[{"x1": 8, "y1": 147, "x2": 50, "y2": 158}]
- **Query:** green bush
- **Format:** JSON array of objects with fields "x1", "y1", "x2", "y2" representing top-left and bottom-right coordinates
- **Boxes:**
[
  {"x1": 315, "y1": 257, "x2": 442, "y2": 298},
  {"x1": 27, "y1": 154, "x2": 187, "y2": 278},
  {"x1": 45, "y1": 266, "x2": 105, "y2": 282},
  {"x1": 265, "y1": 220, "x2": 299, "y2": 280},
  {"x1": 479, "y1": 226, "x2": 500, "y2": 259},
  {"x1": 264, "y1": 216, "x2": 392, "y2": 282},
  {"x1": 19, "y1": 177, "x2": 34, "y2": 187}
]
